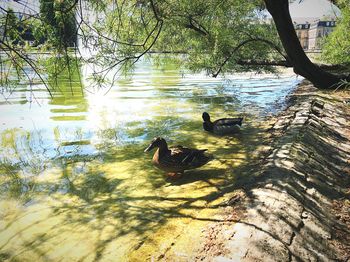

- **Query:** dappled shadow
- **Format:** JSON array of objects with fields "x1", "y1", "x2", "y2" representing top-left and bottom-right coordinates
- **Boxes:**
[
  {"x1": 224, "y1": 86, "x2": 350, "y2": 261},
  {"x1": 0, "y1": 112, "x2": 271, "y2": 261},
  {"x1": 0, "y1": 55, "x2": 304, "y2": 260}
]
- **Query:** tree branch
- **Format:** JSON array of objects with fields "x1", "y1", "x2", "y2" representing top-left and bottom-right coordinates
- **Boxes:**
[
  {"x1": 213, "y1": 37, "x2": 288, "y2": 77},
  {"x1": 63, "y1": 0, "x2": 79, "y2": 13},
  {"x1": 236, "y1": 59, "x2": 292, "y2": 67},
  {"x1": 150, "y1": 0, "x2": 162, "y2": 22},
  {"x1": 0, "y1": 40, "x2": 52, "y2": 97},
  {"x1": 184, "y1": 16, "x2": 209, "y2": 36},
  {"x1": 95, "y1": 0, "x2": 164, "y2": 76}
]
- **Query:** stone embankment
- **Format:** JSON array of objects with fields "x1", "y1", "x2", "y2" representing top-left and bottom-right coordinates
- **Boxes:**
[{"x1": 198, "y1": 82, "x2": 350, "y2": 261}]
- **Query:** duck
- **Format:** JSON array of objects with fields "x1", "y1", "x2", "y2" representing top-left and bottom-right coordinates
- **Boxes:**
[
  {"x1": 144, "y1": 137, "x2": 211, "y2": 178},
  {"x1": 202, "y1": 112, "x2": 243, "y2": 135}
]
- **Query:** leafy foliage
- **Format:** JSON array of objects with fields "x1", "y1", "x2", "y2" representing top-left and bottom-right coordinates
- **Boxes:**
[
  {"x1": 322, "y1": 0, "x2": 350, "y2": 65},
  {"x1": 3, "y1": 8, "x2": 21, "y2": 44},
  {"x1": 84, "y1": 0, "x2": 285, "y2": 77},
  {"x1": 39, "y1": 0, "x2": 77, "y2": 49},
  {"x1": 2, "y1": 8, "x2": 36, "y2": 46},
  {"x1": 2, "y1": 0, "x2": 347, "y2": 92},
  {"x1": 0, "y1": 0, "x2": 287, "y2": 92},
  {"x1": 0, "y1": 1, "x2": 78, "y2": 95}
]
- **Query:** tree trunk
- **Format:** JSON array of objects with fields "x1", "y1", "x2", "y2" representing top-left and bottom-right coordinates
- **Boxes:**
[{"x1": 264, "y1": 0, "x2": 342, "y2": 89}]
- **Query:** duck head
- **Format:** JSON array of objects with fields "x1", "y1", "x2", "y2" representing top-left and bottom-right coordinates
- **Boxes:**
[
  {"x1": 202, "y1": 112, "x2": 211, "y2": 122},
  {"x1": 144, "y1": 137, "x2": 167, "y2": 152},
  {"x1": 202, "y1": 112, "x2": 214, "y2": 132}
]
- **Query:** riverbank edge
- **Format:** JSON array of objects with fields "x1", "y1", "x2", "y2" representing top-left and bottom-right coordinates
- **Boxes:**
[
  {"x1": 164, "y1": 80, "x2": 350, "y2": 261},
  {"x1": 204, "y1": 80, "x2": 350, "y2": 261}
]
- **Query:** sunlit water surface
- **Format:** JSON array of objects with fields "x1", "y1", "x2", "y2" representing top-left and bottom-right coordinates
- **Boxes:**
[{"x1": 0, "y1": 58, "x2": 300, "y2": 261}]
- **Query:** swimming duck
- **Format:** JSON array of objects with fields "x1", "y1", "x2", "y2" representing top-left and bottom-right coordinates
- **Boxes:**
[
  {"x1": 144, "y1": 137, "x2": 211, "y2": 178},
  {"x1": 202, "y1": 112, "x2": 243, "y2": 135}
]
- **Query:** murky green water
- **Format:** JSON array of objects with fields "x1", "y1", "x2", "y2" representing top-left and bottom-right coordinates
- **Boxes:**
[{"x1": 0, "y1": 57, "x2": 300, "y2": 261}]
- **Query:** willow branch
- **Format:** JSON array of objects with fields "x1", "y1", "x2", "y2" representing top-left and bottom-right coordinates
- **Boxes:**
[
  {"x1": 95, "y1": 0, "x2": 164, "y2": 77},
  {"x1": 62, "y1": 0, "x2": 79, "y2": 13},
  {"x1": 185, "y1": 17, "x2": 209, "y2": 36},
  {"x1": 236, "y1": 59, "x2": 292, "y2": 67},
  {"x1": 0, "y1": 40, "x2": 52, "y2": 97},
  {"x1": 213, "y1": 38, "x2": 288, "y2": 77}
]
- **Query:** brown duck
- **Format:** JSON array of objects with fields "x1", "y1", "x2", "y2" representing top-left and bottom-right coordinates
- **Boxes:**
[
  {"x1": 202, "y1": 112, "x2": 243, "y2": 135},
  {"x1": 144, "y1": 137, "x2": 211, "y2": 177}
]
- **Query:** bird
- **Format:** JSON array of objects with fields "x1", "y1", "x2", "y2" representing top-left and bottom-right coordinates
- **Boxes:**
[
  {"x1": 202, "y1": 112, "x2": 243, "y2": 135},
  {"x1": 144, "y1": 137, "x2": 211, "y2": 178}
]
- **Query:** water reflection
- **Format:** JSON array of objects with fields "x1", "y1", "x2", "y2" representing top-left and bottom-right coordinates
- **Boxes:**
[
  {"x1": 0, "y1": 122, "x2": 264, "y2": 261},
  {"x1": 0, "y1": 57, "x2": 300, "y2": 261},
  {"x1": 47, "y1": 59, "x2": 88, "y2": 122}
]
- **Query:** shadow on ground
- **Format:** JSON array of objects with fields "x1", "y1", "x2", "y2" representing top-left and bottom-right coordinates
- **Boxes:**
[
  {"x1": 200, "y1": 83, "x2": 350, "y2": 261},
  {"x1": 0, "y1": 113, "x2": 271, "y2": 261}
]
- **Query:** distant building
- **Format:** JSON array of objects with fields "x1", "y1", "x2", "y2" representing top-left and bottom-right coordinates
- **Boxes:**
[
  {"x1": 290, "y1": 0, "x2": 340, "y2": 51},
  {"x1": 308, "y1": 20, "x2": 336, "y2": 50},
  {"x1": 295, "y1": 23, "x2": 310, "y2": 50},
  {"x1": 289, "y1": 0, "x2": 340, "y2": 24},
  {"x1": 258, "y1": 0, "x2": 340, "y2": 51},
  {"x1": 294, "y1": 20, "x2": 336, "y2": 50}
]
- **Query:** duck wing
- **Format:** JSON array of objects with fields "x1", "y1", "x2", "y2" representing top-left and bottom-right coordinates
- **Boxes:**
[
  {"x1": 169, "y1": 146, "x2": 194, "y2": 162},
  {"x1": 214, "y1": 117, "x2": 243, "y2": 126},
  {"x1": 181, "y1": 149, "x2": 207, "y2": 164},
  {"x1": 213, "y1": 124, "x2": 241, "y2": 135},
  {"x1": 169, "y1": 147, "x2": 210, "y2": 169}
]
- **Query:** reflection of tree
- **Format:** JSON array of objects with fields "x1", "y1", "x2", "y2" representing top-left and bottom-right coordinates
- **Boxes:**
[
  {"x1": 149, "y1": 56, "x2": 182, "y2": 88},
  {"x1": 0, "y1": 128, "x2": 48, "y2": 201},
  {"x1": 114, "y1": 56, "x2": 182, "y2": 90},
  {"x1": 46, "y1": 58, "x2": 89, "y2": 121},
  {"x1": 0, "y1": 127, "x2": 94, "y2": 201},
  {"x1": 0, "y1": 114, "x2": 271, "y2": 260}
]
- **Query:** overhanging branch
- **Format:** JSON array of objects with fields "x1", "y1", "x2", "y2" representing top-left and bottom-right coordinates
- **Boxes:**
[
  {"x1": 213, "y1": 37, "x2": 289, "y2": 77},
  {"x1": 236, "y1": 59, "x2": 292, "y2": 67},
  {"x1": 0, "y1": 40, "x2": 52, "y2": 97},
  {"x1": 95, "y1": 0, "x2": 164, "y2": 76},
  {"x1": 184, "y1": 16, "x2": 209, "y2": 36}
]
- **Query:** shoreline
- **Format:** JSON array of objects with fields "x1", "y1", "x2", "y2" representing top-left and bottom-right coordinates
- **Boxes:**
[{"x1": 160, "y1": 80, "x2": 350, "y2": 261}]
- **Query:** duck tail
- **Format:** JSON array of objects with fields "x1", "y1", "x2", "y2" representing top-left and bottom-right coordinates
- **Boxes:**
[{"x1": 237, "y1": 117, "x2": 244, "y2": 126}]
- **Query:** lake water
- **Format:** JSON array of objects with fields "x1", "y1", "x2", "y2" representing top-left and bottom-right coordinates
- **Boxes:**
[{"x1": 0, "y1": 58, "x2": 300, "y2": 261}]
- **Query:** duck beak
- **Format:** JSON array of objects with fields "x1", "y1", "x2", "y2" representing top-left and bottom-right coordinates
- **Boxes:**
[{"x1": 144, "y1": 143, "x2": 154, "y2": 152}]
